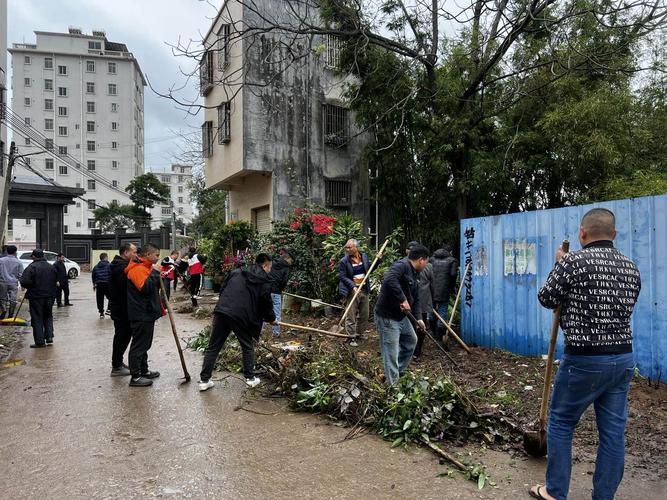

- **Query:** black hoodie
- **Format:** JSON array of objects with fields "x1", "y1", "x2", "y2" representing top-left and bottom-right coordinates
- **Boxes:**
[
  {"x1": 269, "y1": 257, "x2": 291, "y2": 294},
  {"x1": 431, "y1": 249, "x2": 459, "y2": 303},
  {"x1": 214, "y1": 265, "x2": 276, "y2": 339},
  {"x1": 108, "y1": 255, "x2": 130, "y2": 321}
]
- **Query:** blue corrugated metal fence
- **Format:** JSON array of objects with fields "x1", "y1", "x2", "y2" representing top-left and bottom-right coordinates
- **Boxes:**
[{"x1": 460, "y1": 194, "x2": 667, "y2": 382}]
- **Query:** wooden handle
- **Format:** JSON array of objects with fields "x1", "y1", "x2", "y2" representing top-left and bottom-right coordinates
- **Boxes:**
[
  {"x1": 282, "y1": 292, "x2": 344, "y2": 310},
  {"x1": 158, "y1": 275, "x2": 190, "y2": 379},
  {"x1": 338, "y1": 238, "x2": 390, "y2": 326},
  {"x1": 277, "y1": 321, "x2": 351, "y2": 339},
  {"x1": 432, "y1": 308, "x2": 472, "y2": 354}
]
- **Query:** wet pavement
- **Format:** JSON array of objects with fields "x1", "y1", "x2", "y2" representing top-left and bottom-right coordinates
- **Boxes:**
[{"x1": 1, "y1": 275, "x2": 665, "y2": 499}]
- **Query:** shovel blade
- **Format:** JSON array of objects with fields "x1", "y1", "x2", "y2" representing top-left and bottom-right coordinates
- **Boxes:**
[{"x1": 523, "y1": 429, "x2": 547, "y2": 458}]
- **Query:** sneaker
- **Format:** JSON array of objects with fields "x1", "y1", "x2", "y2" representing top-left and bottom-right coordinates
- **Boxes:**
[
  {"x1": 129, "y1": 377, "x2": 153, "y2": 387},
  {"x1": 111, "y1": 366, "x2": 131, "y2": 377},
  {"x1": 348, "y1": 339, "x2": 359, "y2": 347},
  {"x1": 199, "y1": 380, "x2": 215, "y2": 391},
  {"x1": 141, "y1": 370, "x2": 160, "y2": 379},
  {"x1": 46, "y1": 339, "x2": 53, "y2": 345},
  {"x1": 245, "y1": 376, "x2": 261, "y2": 388},
  {"x1": 99, "y1": 313, "x2": 105, "y2": 319}
]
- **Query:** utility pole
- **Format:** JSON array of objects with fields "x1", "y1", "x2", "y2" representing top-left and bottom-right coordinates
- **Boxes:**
[
  {"x1": 170, "y1": 201, "x2": 177, "y2": 251},
  {"x1": 0, "y1": 142, "x2": 17, "y2": 246}
]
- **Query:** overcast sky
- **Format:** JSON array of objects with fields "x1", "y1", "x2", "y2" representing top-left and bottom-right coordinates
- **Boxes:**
[{"x1": 8, "y1": 0, "x2": 218, "y2": 172}]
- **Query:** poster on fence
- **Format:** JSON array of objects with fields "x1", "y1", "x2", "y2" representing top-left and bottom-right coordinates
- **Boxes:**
[{"x1": 503, "y1": 240, "x2": 537, "y2": 275}]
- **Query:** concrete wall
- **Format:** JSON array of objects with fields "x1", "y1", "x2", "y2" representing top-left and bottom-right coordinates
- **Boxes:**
[{"x1": 227, "y1": 172, "x2": 272, "y2": 221}]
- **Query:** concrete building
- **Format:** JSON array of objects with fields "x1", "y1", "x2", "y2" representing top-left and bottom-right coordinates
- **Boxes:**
[
  {"x1": 8, "y1": 27, "x2": 145, "y2": 238},
  {"x1": 201, "y1": 0, "x2": 370, "y2": 234},
  {"x1": 149, "y1": 164, "x2": 194, "y2": 229}
]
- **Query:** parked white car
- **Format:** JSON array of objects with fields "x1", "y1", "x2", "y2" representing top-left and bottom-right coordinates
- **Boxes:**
[{"x1": 18, "y1": 251, "x2": 81, "y2": 279}]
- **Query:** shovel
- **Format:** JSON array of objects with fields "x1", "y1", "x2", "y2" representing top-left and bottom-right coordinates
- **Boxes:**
[
  {"x1": 0, "y1": 294, "x2": 29, "y2": 326},
  {"x1": 158, "y1": 275, "x2": 191, "y2": 383},
  {"x1": 524, "y1": 239, "x2": 569, "y2": 457},
  {"x1": 332, "y1": 238, "x2": 390, "y2": 335}
]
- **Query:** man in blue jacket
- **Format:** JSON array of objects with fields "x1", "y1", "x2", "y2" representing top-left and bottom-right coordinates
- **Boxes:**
[
  {"x1": 375, "y1": 244, "x2": 430, "y2": 385},
  {"x1": 92, "y1": 253, "x2": 111, "y2": 318}
]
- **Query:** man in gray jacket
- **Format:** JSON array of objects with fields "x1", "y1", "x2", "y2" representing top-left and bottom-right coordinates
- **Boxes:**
[{"x1": 0, "y1": 245, "x2": 24, "y2": 319}]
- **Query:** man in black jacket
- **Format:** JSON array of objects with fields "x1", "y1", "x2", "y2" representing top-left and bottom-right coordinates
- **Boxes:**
[
  {"x1": 431, "y1": 244, "x2": 459, "y2": 341},
  {"x1": 54, "y1": 253, "x2": 72, "y2": 307},
  {"x1": 375, "y1": 245, "x2": 430, "y2": 385},
  {"x1": 19, "y1": 249, "x2": 58, "y2": 348},
  {"x1": 108, "y1": 243, "x2": 137, "y2": 377},
  {"x1": 199, "y1": 253, "x2": 277, "y2": 391},
  {"x1": 268, "y1": 249, "x2": 294, "y2": 336},
  {"x1": 530, "y1": 208, "x2": 641, "y2": 500}
]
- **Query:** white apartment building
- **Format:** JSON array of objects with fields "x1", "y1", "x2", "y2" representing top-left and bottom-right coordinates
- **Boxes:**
[
  {"x1": 8, "y1": 27, "x2": 145, "y2": 237},
  {"x1": 149, "y1": 164, "x2": 193, "y2": 229}
]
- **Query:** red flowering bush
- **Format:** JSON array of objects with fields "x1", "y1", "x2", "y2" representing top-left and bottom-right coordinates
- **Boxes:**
[{"x1": 287, "y1": 207, "x2": 336, "y2": 236}]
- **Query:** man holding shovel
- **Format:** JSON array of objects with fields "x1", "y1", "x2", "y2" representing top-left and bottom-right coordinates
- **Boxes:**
[
  {"x1": 530, "y1": 208, "x2": 641, "y2": 500},
  {"x1": 374, "y1": 244, "x2": 430, "y2": 385}
]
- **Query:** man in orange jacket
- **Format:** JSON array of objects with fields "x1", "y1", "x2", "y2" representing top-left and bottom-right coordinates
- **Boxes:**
[{"x1": 125, "y1": 243, "x2": 164, "y2": 387}]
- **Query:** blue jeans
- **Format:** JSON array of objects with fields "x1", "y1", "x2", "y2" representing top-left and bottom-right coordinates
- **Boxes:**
[
  {"x1": 546, "y1": 352, "x2": 635, "y2": 500},
  {"x1": 375, "y1": 313, "x2": 417, "y2": 385},
  {"x1": 271, "y1": 293, "x2": 282, "y2": 335},
  {"x1": 432, "y1": 301, "x2": 448, "y2": 323}
]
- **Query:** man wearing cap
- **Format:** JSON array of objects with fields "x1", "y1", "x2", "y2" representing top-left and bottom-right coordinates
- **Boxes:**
[{"x1": 19, "y1": 249, "x2": 58, "y2": 347}]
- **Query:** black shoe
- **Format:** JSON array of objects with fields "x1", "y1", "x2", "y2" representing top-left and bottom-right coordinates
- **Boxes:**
[
  {"x1": 65, "y1": 303, "x2": 73, "y2": 306},
  {"x1": 111, "y1": 366, "x2": 131, "y2": 377},
  {"x1": 56, "y1": 304, "x2": 63, "y2": 308},
  {"x1": 46, "y1": 339, "x2": 53, "y2": 345},
  {"x1": 99, "y1": 313, "x2": 105, "y2": 319},
  {"x1": 129, "y1": 377, "x2": 153, "y2": 387},
  {"x1": 30, "y1": 343, "x2": 47, "y2": 348},
  {"x1": 141, "y1": 370, "x2": 160, "y2": 379}
]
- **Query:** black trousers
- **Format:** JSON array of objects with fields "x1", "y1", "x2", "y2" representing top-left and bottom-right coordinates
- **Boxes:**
[
  {"x1": 190, "y1": 274, "x2": 202, "y2": 297},
  {"x1": 96, "y1": 283, "x2": 110, "y2": 314},
  {"x1": 162, "y1": 278, "x2": 172, "y2": 300},
  {"x1": 128, "y1": 321, "x2": 155, "y2": 377},
  {"x1": 112, "y1": 318, "x2": 132, "y2": 369},
  {"x1": 200, "y1": 312, "x2": 255, "y2": 381},
  {"x1": 29, "y1": 297, "x2": 55, "y2": 345},
  {"x1": 56, "y1": 283, "x2": 70, "y2": 306}
]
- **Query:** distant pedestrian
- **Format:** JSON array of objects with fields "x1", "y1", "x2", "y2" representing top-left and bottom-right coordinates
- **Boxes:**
[
  {"x1": 19, "y1": 249, "x2": 58, "y2": 348},
  {"x1": 268, "y1": 248, "x2": 295, "y2": 337},
  {"x1": 374, "y1": 244, "x2": 429, "y2": 385},
  {"x1": 530, "y1": 208, "x2": 641, "y2": 500},
  {"x1": 54, "y1": 253, "x2": 72, "y2": 307},
  {"x1": 187, "y1": 247, "x2": 207, "y2": 305},
  {"x1": 431, "y1": 244, "x2": 459, "y2": 341},
  {"x1": 92, "y1": 253, "x2": 111, "y2": 318},
  {"x1": 0, "y1": 245, "x2": 23, "y2": 319},
  {"x1": 198, "y1": 253, "x2": 276, "y2": 392},
  {"x1": 108, "y1": 243, "x2": 137, "y2": 377},
  {"x1": 160, "y1": 250, "x2": 179, "y2": 300},
  {"x1": 125, "y1": 244, "x2": 163, "y2": 387}
]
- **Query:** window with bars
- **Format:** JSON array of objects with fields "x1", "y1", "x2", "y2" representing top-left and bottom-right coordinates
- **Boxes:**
[
  {"x1": 58, "y1": 146, "x2": 67, "y2": 156},
  {"x1": 88, "y1": 219, "x2": 96, "y2": 229},
  {"x1": 108, "y1": 62, "x2": 116, "y2": 74},
  {"x1": 45, "y1": 139, "x2": 54, "y2": 151},
  {"x1": 58, "y1": 87, "x2": 67, "y2": 97},
  {"x1": 202, "y1": 121, "x2": 213, "y2": 158},
  {"x1": 323, "y1": 104, "x2": 349, "y2": 146},
  {"x1": 86, "y1": 60, "x2": 95, "y2": 72},
  {"x1": 24, "y1": 97, "x2": 31, "y2": 107},
  {"x1": 324, "y1": 35, "x2": 341, "y2": 68},
  {"x1": 24, "y1": 78, "x2": 31, "y2": 87},
  {"x1": 44, "y1": 57, "x2": 53, "y2": 69},
  {"x1": 87, "y1": 160, "x2": 95, "y2": 171},
  {"x1": 112, "y1": 160, "x2": 118, "y2": 169},
  {"x1": 217, "y1": 101, "x2": 231, "y2": 143},
  {"x1": 88, "y1": 200, "x2": 96, "y2": 209},
  {"x1": 58, "y1": 106, "x2": 67, "y2": 116},
  {"x1": 44, "y1": 118, "x2": 54, "y2": 130},
  {"x1": 87, "y1": 180, "x2": 96, "y2": 190},
  {"x1": 87, "y1": 101, "x2": 95, "y2": 113},
  {"x1": 58, "y1": 126, "x2": 68, "y2": 136},
  {"x1": 44, "y1": 79, "x2": 53, "y2": 91},
  {"x1": 218, "y1": 24, "x2": 231, "y2": 69},
  {"x1": 161, "y1": 207, "x2": 171, "y2": 216},
  {"x1": 108, "y1": 84, "x2": 117, "y2": 95},
  {"x1": 45, "y1": 158, "x2": 54, "y2": 170},
  {"x1": 87, "y1": 141, "x2": 96, "y2": 152},
  {"x1": 44, "y1": 99, "x2": 53, "y2": 111},
  {"x1": 325, "y1": 179, "x2": 352, "y2": 207},
  {"x1": 199, "y1": 51, "x2": 214, "y2": 96},
  {"x1": 59, "y1": 165, "x2": 68, "y2": 175},
  {"x1": 112, "y1": 180, "x2": 118, "y2": 188},
  {"x1": 58, "y1": 65, "x2": 68, "y2": 76},
  {"x1": 87, "y1": 121, "x2": 95, "y2": 133},
  {"x1": 86, "y1": 82, "x2": 95, "y2": 94}
]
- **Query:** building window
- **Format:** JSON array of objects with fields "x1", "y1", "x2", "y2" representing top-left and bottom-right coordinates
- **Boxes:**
[
  {"x1": 161, "y1": 207, "x2": 171, "y2": 216},
  {"x1": 45, "y1": 139, "x2": 54, "y2": 151},
  {"x1": 111, "y1": 103, "x2": 118, "y2": 112},
  {"x1": 108, "y1": 84, "x2": 117, "y2": 95},
  {"x1": 44, "y1": 79, "x2": 53, "y2": 90},
  {"x1": 178, "y1": 197, "x2": 183, "y2": 204},
  {"x1": 44, "y1": 57, "x2": 53, "y2": 69},
  {"x1": 324, "y1": 35, "x2": 341, "y2": 68},
  {"x1": 87, "y1": 180, "x2": 96, "y2": 190},
  {"x1": 87, "y1": 141, "x2": 96, "y2": 152},
  {"x1": 45, "y1": 158, "x2": 54, "y2": 170},
  {"x1": 57, "y1": 65, "x2": 68, "y2": 76},
  {"x1": 178, "y1": 207, "x2": 184, "y2": 215},
  {"x1": 199, "y1": 51, "x2": 214, "y2": 96},
  {"x1": 111, "y1": 122, "x2": 118, "y2": 131},
  {"x1": 88, "y1": 219, "x2": 96, "y2": 229},
  {"x1": 325, "y1": 179, "x2": 352, "y2": 207},
  {"x1": 58, "y1": 106, "x2": 67, "y2": 117},
  {"x1": 63, "y1": 205, "x2": 68, "y2": 215},
  {"x1": 86, "y1": 101, "x2": 95, "y2": 113},
  {"x1": 87, "y1": 160, "x2": 95, "y2": 171},
  {"x1": 44, "y1": 98, "x2": 53, "y2": 110},
  {"x1": 202, "y1": 121, "x2": 213, "y2": 158},
  {"x1": 88, "y1": 41, "x2": 102, "y2": 50},
  {"x1": 108, "y1": 62, "x2": 116, "y2": 74},
  {"x1": 58, "y1": 126, "x2": 68, "y2": 136},
  {"x1": 112, "y1": 160, "x2": 118, "y2": 169},
  {"x1": 86, "y1": 60, "x2": 95, "y2": 72},
  {"x1": 24, "y1": 117, "x2": 31, "y2": 126},
  {"x1": 24, "y1": 77, "x2": 31, "y2": 87},
  {"x1": 24, "y1": 97, "x2": 31, "y2": 107},
  {"x1": 88, "y1": 200, "x2": 96, "y2": 209},
  {"x1": 58, "y1": 146, "x2": 68, "y2": 156},
  {"x1": 217, "y1": 101, "x2": 231, "y2": 143},
  {"x1": 25, "y1": 137, "x2": 31, "y2": 146},
  {"x1": 58, "y1": 87, "x2": 67, "y2": 97},
  {"x1": 111, "y1": 141, "x2": 118, "y2": 150},
  {"x1": 59, "y1": 165, "x2": 68, "y2": 175},
  {"x1": 87, "y1": 121, "x2": 95, "y2": 133},
  {"x1": 44, "y1": 118, "x2": 54, "y2": 130},
  {"x1": 76, "y1": 221, "x2": 81, "y2": 227},
  {"x1": 178, "y1": 175, "x2": 183, "y2": 183},
  {"x1": 63, "y1": 224, "x2": 68, "y2": 233},
  {"x1": 178, "y1": 186, "x2": 183, "y2": 193},
  {"x1": 86, "y1": 82, "x2": 95, "y2": 94},
  {"x1": 323, "y1": 104, "x2": 349, "y2": 146},
  {"x1": 24, "y1": 157, "x2": 31, "y2": 166},
  {"x1": 112, "y1": 180, "x2": 118, "y2": 188},
  {"x1": 217, "y1": 24, "x2": 231, "y2": 69},
  {"x1": 161, "y1": 175, "x2": 170, "y2": 183},
  {"x1": 25, "y1": 219, "x2": 32, "y2": 225},
  {"x1": 24, "y1": 55, "x2": 31, "y2": 64}
]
